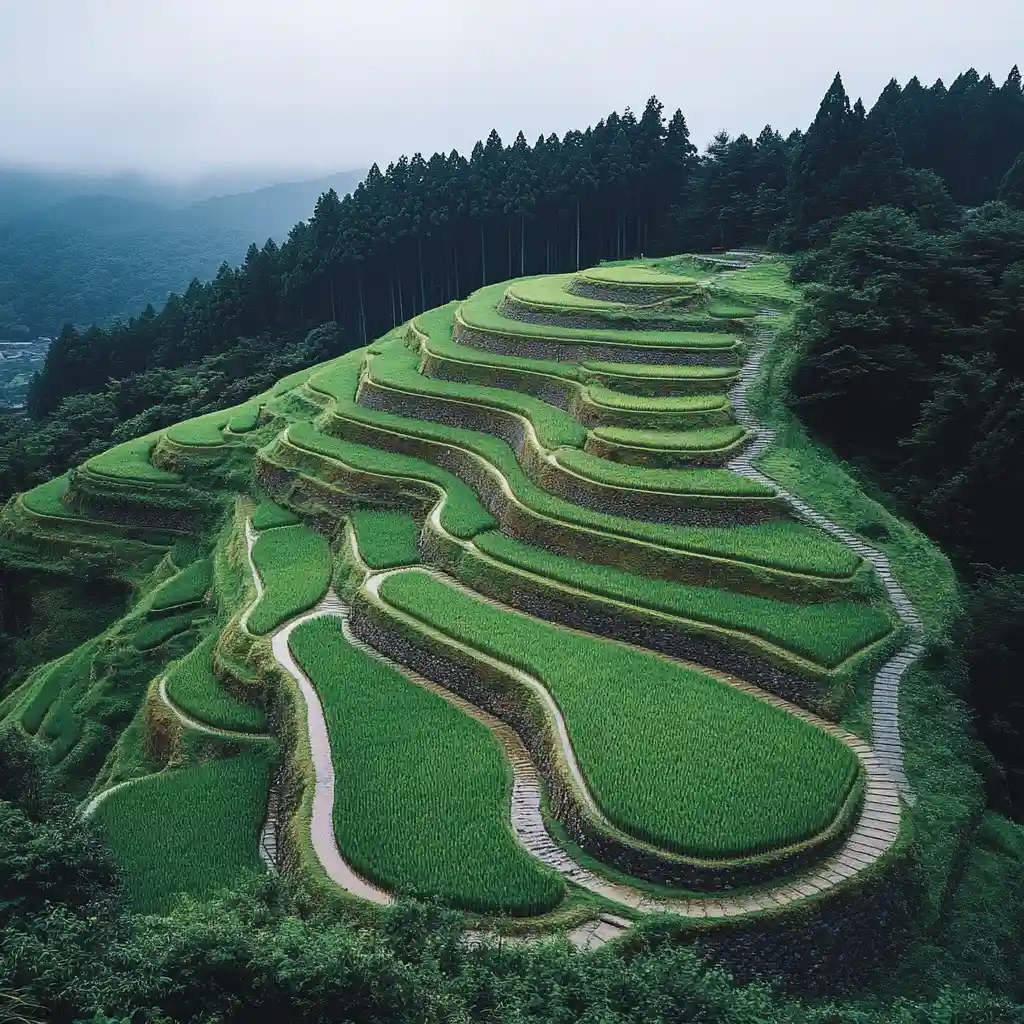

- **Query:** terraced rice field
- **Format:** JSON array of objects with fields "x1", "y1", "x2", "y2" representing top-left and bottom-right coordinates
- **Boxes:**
[
  {"x1": 377, "y1": 569, "x2": 861, "y2": 859},
  {"x1": 289, "y1": 616, "x2": 564, "y2": 913},
  {"x1": 248, "y1": 523, "x2": 332, "y2": 634},
  {"x1": 3, "y1": 257, "x2": 916, "y2": 925},
  {"x1": 164, "y1": 635, "x2": 267, "y2": 732},
  {"x1": 90, "y1": 748, "x2": 273, "y2": 913}
]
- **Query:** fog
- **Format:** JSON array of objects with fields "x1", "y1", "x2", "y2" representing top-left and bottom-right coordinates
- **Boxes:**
[{"x1": 1, "y1": 0, "x2": 1020, "y2": 180}]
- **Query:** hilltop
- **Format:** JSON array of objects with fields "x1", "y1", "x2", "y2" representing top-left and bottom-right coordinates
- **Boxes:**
[{"x1": 2, "y1": 256, "x2": 1012, "y2": 1021}]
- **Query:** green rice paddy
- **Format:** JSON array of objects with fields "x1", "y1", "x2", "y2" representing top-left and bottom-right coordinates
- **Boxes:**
[{"x1": 248, "y1": 523, "x2": 332, "y2": 634}]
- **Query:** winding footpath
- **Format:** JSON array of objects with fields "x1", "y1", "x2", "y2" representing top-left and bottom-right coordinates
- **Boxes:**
[{"x1": 725, "y1": 307, "x2": 922, "y2": 800}]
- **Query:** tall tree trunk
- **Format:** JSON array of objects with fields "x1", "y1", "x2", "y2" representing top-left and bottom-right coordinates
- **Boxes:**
[
  {"x1": 520, "y1": 215, "x2": 525, "y2": 276},
  {"x1": 328, "y1": 274, "x2": 336, "y2": 323},
  {"x1": 358, "y1": 274, "x2": 367, "y2": 344},
  {"x1": 390, "y1": 273, "x2": 396, "y2": 327},
  {"x1": 480, "y1": 224, "x2": 486, "y2": 286},
  {"x1": 453, "y1": 243, "x2": 460, "y2": 297},
  {"x1": 575, "y1": 201, "x2": 581, "y2": 271},
  {"x1": 508, "y1": 222, "x2": 512, "y2": 279},
  {"x1": 398, "y1": 272, "x2": 405, "y2": 323},
  {"x1": 418, "y1": 238, "x2": 426, "y2": 313}
]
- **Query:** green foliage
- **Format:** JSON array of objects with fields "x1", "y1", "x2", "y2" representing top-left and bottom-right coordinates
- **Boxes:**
[
  {"x1": 227, "y1": 402, "x2": 262, "y2": 433},
  {"x1": 131, "y1": 611, "x2": 198, "y2": 651},
  {"x1": 460, "y1": 282, "x2": 737, "y2": 350},
  {"x1": 317, "y1": 356, "x2": 862, "y2": 579},
  {"x1": 368, "y1": 336, "x2": 587, "y2": 450},
  {"x1": 584, "y1": 385, "x2": 730, "y2": 415},
  {"x1": 84, "y1": 435, "x2": 180, "y2": 485},
  {"x1": 289, "y1": 617, "x2": 563, "y2": 913},
  {"x1": 592, "y1": 424, "x2": 749, "y2": 452},
  {"x1": 248, "y1": 524, "x2": 331, "y2": 634},
  {"x1": 164, "y1": 635, "x2": 266, "y2": 732},
  {"x1": 380, "y1": 571, "x2": 860, "y2": 858},
  {"x1": 250, "y1": 499, "x2": 300, "y2": 531},
  {"x1": 149, "y1": 558, "x2": 212, "y2": 611},
  {"x1": 165, "y1": 411, "x2": 229, "y2": 446},
  {"x1": 473, "y1": 530, "x2": 893, "y2": 667},
  {"x1": 21, "y1": 474, "x2": 73, "y2": 517},
  {"x1": 350, "y1": 510, "x2": 421, "y2": 569},
  {"x1": 553, "y1": 448, "x2": 773, "y2": 496},
  {"x1": 287, "y1": 422, "x2": 496, "y2": 539},
  {"x1": 578, "y1": 265, "x2": 697, "y2": 287},
  {"x1": 91, "y1": 749, "x2": 272, "y2": 913}
]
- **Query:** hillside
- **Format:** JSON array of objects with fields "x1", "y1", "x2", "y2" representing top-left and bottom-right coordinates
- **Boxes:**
[
  {"x1": 3, "y1": 255, "x2": 1007, "y2": 1012},
  {"x1": 0, "y1": 170, "x2": 365, "y2": 343}
]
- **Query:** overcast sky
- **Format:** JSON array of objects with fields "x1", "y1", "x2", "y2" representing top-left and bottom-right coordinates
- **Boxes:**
[{"x1": 1, "y1": 0, "x2": 1020, "y2": 181}]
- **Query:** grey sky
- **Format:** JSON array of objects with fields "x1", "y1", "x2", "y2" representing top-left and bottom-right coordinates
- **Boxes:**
[{"x1": 1, "y1": 0, "x2": 1020, "y2": 180}]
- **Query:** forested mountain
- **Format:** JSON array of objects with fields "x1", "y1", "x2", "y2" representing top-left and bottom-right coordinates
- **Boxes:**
[{"x1": 0, "y1": 169, "x2": 365, "y2": 339}]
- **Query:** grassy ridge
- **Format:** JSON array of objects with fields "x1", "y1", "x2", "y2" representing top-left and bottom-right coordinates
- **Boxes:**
[
  {"x1": 91, "y1": 748, "x2": 272, "y2": 913},
  {"x1": 248, "y1": 524, "x2": 332, "y2": 635},
  {"x1": 379, "y1": 571, "x2": 861, "y2": 859},
  {"x1": 311, "y1": 354, "x2": 864, "y2": 579},
  {"x1": 150, "y1": 558, "x2": 212, "y2": 611},
  {"x1": 459, "y1": 282, "x2": 738, "y2": 349},
  {"x1": 164, "y1": 635, "x2": 266, "y2": 732},
  {"x1": 84, "y1": 435, "x2": 180, "y2": 485},
  {"x1": 591, "y1": 425, "x2": 748, "y2": 451},
  {"x1": 251, "y1": 499, "x2": 300, "y2": 531},
  {"x1": 289, "y1": 617, "x2": 564, "y2": 914},
  {"x1": 287, "y1": 423, "x2": 496, "y2": 539},
  {"x1": 552, "y1": 449, "x2": 773, "y2": 497},
  {"x1": 472, "y1": 531, "x2": 893, "y2": 667}
]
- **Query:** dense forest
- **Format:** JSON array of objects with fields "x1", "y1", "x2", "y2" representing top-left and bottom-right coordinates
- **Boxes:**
[{"x1": 0, "y1": 169, "x2": 364, "y2": 340}]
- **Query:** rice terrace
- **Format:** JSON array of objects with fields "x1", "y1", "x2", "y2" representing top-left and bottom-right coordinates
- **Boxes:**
[{"x1": 0, "y1": 252, "x2": 933, "y2": 956}]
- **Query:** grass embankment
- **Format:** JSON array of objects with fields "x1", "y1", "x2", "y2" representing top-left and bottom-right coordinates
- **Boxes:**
[
  {"x1": 289, "y1": 617, "x2": 564, "y2": 914},
  {"x1": 84, "y1": 435, "x2": 181, "y2": 485},
  {"x1": 248, "y1": 524, "x2": 332, "y2": 634},
  {"x1": 309, "y1": 354, "x2": 864, "y2": 581},
  {"x1": 150, "y1": 559, "x2": 212, "y2": 612},
  {"x1": 378, "y1": 571, "x2": 861, "y2": 859},
  {"x1": 470, "y1": 532, "x2": 892, "y2": 669},
  {"x1": 164, "y1": 635, "x2": 266, "y2": 732},
  {"x1": 91, "y1": 747, "x2": 273, "y2": 913},
  {"x1": 459, "y1": 282, "x2": 738, "y2": 349}
]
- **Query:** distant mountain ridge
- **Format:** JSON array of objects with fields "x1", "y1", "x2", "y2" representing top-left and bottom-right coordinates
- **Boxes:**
[{"x1": 0, "y1": 168, "x2": 365, "y2": 338}]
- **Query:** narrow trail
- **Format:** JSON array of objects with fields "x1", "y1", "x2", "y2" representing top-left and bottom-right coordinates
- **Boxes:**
[{"x1": 725, "y1": 305, "x2": 922, "y2": 799}]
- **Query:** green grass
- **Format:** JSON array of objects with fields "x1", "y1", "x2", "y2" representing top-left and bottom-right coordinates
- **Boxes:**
[
  {"x1": 164, "y1": 635, "x2": 266, "y2": 732},
  {"x1": 459, "y1": 282, "x2": 738, "y2": 349},
  {"x1": 552, "y1": 449, "x2": 775, "y2": 497},
  {"x1": 227, "y1": 403, "x2": 262, "y2": 433},
  {"x1": 708, "y1": 262, "x2": 801, "y2": 307},
  {"x1": 316, "y1": 349, "x2": 862, "y2": 580},
  {"x1": 584, "y1": 385, "x2": 730, "y2": 414},
  {"x1": 166, "y1": 411, "x2": 229, "y2": 446},
  {"x1": 706, "y1": 299, "x2": 758, "y2": 319},
  {"x1": 85, "y1": 434, "x2": 181, "y2": 485},
  {"x1": 350, "y1": 510, "x2": 421, "y2": 569},
  {"x1": 578, "y1": 265, "x2": 697, "y2": 287},
  {"x1": 132, "y1": 611, "x2": 200, "y2": 651},
  {"x1": 289, "y1": 617, "x2": 563, "y2": 914},
  {"x1": 591, "y1": 425, "x2": 748, "y2": 452},
  {"x1": 367, "y1": 338, "x2": 587, "y2": 450},
  {"x1": 251, "y1": 499, "x2": 300, "y2": 531},
  {"x1": 287, "y1": 423, "x2": 496, "y2": 539},
  {"x1": 21, "y1": 475, "x2": 74, "y2": 517},
  {"x1": 91, "y1": 748, "x2": 272, "y2": 913},
  {"x1": 414, "y1": 306, "x2": 734, "y2": 390},
  {"x1": 378, "y1": 571, "x2": 861, "y2": 859},
  {"x1": 472, "y1": 531, "x2": 893, "y2": 667},
  {"x1": 248, "y1": 523, "x2": 332, "y2": 635},
  {"x1": 150, "y1": 559, "x2": 212, "y2": 612}
]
